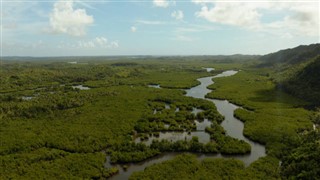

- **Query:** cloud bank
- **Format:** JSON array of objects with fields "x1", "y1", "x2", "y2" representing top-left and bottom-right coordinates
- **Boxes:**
[{"x1": 192, "y1": 0, "x2": 319, "y2": 36}]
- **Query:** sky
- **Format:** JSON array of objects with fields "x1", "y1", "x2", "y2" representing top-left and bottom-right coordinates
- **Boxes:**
[{"x1": 1, "y1": 0, "x2": 319, "y2": 56}]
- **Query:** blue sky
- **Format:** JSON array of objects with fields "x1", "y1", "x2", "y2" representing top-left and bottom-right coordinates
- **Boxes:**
[{"x1": 1, "y1": 0, "x2": 319, "y2": 56}]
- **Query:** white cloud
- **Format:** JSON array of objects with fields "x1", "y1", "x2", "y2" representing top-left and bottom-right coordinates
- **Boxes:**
[
  {"x1": 131, "y1": 26, "x2": 137, "y2": 32},
  {"x1": 195, "y1": 2, "x2": 261, "y2": 29},
  {"x1": 280, "y1": 32, "x2": 294, "y2": 39},
  {"x1": 174, "y1": 35, "x2": 195, "y2": 42},
  {"x1": 153, "y1": 0, "x2": 169, "y2": 8},
  {"x1": 78, "y1": 41, "x2": 95, "y2": 48},
  {"x1": 175, "y1": 24, "x2": 217, "y2": 33},
  {"x1": 95, "y1": 37, "x2": 108, "y2": 46},
  {"x1": 192, "y1": 1, "x2": 319, "y2": 37},
  {"x1": 59, "y1": 37, "x2": 118, "y2": 49},
  {"x1": 153, "y1": 0, "x2": 176, "y2": 8},
  {"x1": 110, "y1": 41, "x2": 119, "y2": 48},
  {"x1": 171, "y1": 10, "x2": 184, "y2": 21},
  {"x1": 136, "y1": 20, "x2": 166, "y2": 25},
  {"x1": 49, "y1": 0, "x2": 94, "y2": 36}
]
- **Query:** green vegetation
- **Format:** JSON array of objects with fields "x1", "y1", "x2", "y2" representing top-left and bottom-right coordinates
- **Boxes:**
[
  {"x1": 207, "y1": 69, "x2": 312, "y2": 157},
  {"x1": 254, "y1": 44, "x2": 320, "y2": 179},
  {"x1": 1, "y1": 45, "x2": 319, "y2": 179},
  {"x1": 206, "y1": 122, "x2": 251, "y2": 154},
  {"x1": 2, "y1": 148, "x2": 117, "y2": 179},
  {"x1": 0, "y1": 58, "x2": 249, "y2": 179},
  {"x1": 259, "y1": 43, "x2": 320, "y2": 67},
  {"x1": 149, "y1": 137, "x2": 220, "y2": 153},
  {"x1": 281, "y1": 131, "x2": 320, "y2": 179},
  {"x1": 279, "y1": 56, "x2": 320, "y2": 105},
  {"x1": 134, "y1": 97, "x2": 224, "y2": 134},
  {"x1": 257, "y1": 43, "x2": 320, "y2": 105},
  {"x1": 130, "y1": 154, "x2": 280, "y2": 180}
]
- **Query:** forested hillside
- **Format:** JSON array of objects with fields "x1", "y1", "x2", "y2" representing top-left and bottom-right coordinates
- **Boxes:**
[
  {"x1": 258, "y1": 43, "x2": 320, "y2": 105},
  {"x1": 280, "y1": 56, "x2": 320, "y2": 105},
  {"x1": 257, "y1": 44, "x2": 320, "y2": 179},
  {"x1": 259, "y1": 44, "x2": 320, "y2": 67}
]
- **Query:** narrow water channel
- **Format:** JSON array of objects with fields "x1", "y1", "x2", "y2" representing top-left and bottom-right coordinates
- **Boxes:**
[
  {"x1": 108, "y1": 69, "x2": 266, "y2": 179},
  {"x1": 185, "y1": 70, "x2": 266, "y2": 165}
]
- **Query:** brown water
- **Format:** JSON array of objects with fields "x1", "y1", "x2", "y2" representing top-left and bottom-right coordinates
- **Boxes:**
[{"x1": 108, "y1": 69, "x2": 266, "y2": 180}]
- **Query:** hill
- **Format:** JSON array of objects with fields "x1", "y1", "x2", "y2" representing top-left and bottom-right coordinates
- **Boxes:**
[
  {"x1": 279, "y1": 55, "x2": 320, "y2": 105},
  {"x1": 257, "y1": 43, "x2": 320, "y2": 106},
  {"x1": 259, "y1": 43, "x2": 320, "y2": 67}
]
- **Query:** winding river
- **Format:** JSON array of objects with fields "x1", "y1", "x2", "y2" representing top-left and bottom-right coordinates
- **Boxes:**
[{"x1": 108, "y1": 69, "x2": 266, "y2": 180}]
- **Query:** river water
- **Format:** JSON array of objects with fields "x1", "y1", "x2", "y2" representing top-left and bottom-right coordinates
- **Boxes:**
[{"x1": 108, "y1": 69, "x2": 266, "y2": 179}]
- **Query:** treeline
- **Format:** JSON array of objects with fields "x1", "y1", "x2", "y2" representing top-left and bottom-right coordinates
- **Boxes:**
[
  {"x1": 109, "y1": 135, "x2": 250, "y2": 164},
  {"x1": 0, "y1": 60, "x2": 213, "y2": 92},
  {"x1": 130, "y1": 154, "x2": 280, "y2": 179},
  {"x1": 149, "y1": 135, "x2": 249, "y2": 155},
  {"x1": 0, "y1": 89, "x2": 113, "y2": 119},
  {"x1": 1, "y1": 148, "x2": 117, "y2": 179},
  {"x1": 0, "y1": 62, "x2": 145, "y2": 92},
  {"x1": 111, "y1": 62, "x2": 138, "y2": 66},
  {"x1": 259, "y1": 43, "x2": 320, "y2": 66},
  {"x1": 109, "y1": 142, "x2": 160, "y2": 163}
]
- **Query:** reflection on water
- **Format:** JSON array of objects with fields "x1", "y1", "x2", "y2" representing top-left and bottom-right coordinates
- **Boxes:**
[
  {"x1": 185, "y1": 70, "x2": 238, "y2": 99},
  {"x1": 202, "y1": 67, "x2": 215, "y2": 72},
  {"x1": 135, "y1": 119, "x2": 212, "y2": 146},
  {"x1": 22, "y1": 96, "x2": 34, "y2": 100},
  {"x1": 211, "y1": 99, "x2": 266, "y2": 165},
  {"x1": 135, "y1": 131, "x2": 210, "y2": 145},
  {"x1": 191, "y1": 107, "x2": 203, "y2": 115},
  {"x1": 137, "y1": 106, "x2": 209, "y2": 146},
  {"x1": 72, "y1": 85, "x2": 90, "y2": 90},
  {"x1": 194, "y1": 119, "x2": 211, "y2": 131},
  {"x1": 148, "y1": 84, "x2": 161, "y2": 88}
]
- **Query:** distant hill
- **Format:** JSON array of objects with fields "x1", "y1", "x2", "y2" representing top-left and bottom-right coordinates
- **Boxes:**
[
  {"x1": 258, "y1": 43, "x2": 320, "y2": 105},
  {"x1": 259, "y1": 44, "x2": 320, "y2": 67},
  {"x1": 279, "y1": 55, "x2": 320, "y2": 105}
]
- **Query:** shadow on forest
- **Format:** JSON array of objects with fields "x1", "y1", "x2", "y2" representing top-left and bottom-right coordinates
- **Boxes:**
[{"x1": 248, "y1": 88, "x2": 302, "y2": 107}]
